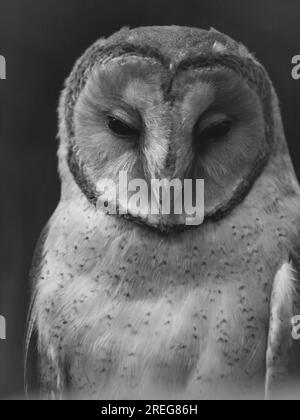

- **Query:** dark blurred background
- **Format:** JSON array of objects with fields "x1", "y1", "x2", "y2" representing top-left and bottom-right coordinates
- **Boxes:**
[{"x1": 0, "y1": 0, "x2": 300, "y2": 399}]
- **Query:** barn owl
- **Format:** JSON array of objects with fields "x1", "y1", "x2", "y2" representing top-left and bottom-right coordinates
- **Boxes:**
[{"x1": 26, "y1": 26, "x2": 300, "y2": 400}]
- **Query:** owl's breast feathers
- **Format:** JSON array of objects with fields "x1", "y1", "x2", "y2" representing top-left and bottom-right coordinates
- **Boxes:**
[{"x1": 28, "y1": 171, "x2": 300, "y2": 399}]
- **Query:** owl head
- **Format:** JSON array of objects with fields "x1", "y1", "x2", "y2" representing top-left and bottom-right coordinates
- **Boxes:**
[{"x1": 57, "y1": 26, "x2": 287, "y2": 233}]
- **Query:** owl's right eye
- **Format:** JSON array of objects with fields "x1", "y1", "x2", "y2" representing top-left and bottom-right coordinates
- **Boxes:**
[{"x1": 107, "y1": 116, "x2": 140, "y2": 139}]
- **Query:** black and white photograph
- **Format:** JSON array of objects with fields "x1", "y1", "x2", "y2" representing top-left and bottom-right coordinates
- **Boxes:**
[{"x1": 1, "y1": 0, "x2": 300, "y2": 403}]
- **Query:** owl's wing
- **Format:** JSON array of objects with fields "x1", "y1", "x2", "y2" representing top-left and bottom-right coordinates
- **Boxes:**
[
  {"x1": 25, "y1": 224, "x2": 68, "y2": 400},
  {"x1": 265, "y1": 261, "x2": 300, "y2": 400}
]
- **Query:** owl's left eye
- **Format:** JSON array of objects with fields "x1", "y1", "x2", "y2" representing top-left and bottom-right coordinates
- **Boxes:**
[{"x1": 107, "y1": 116, "x2": 140, "y2": 139}]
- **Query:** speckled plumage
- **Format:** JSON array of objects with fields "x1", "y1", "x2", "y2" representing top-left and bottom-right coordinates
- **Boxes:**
[{"x1": 26, "y1": 26, "x2": 300, "y2": 400}]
